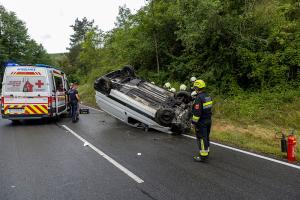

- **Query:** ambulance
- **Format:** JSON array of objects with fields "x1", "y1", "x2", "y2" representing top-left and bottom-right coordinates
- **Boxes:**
[{"x1": 1, "y1": 63, "x2": 69, "y2": 121}]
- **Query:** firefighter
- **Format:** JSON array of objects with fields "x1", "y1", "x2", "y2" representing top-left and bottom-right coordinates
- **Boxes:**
[
  {"x1": 164, "y1": 82, "x2": 171, "y2": 89},
  {"x1": 67, "y1": 83, "x2": 74, "y2": 117},
  {"x1": 169, "y1": 87, "x2": 176, "y2": 93},
  {"x1": 180, "y1": 84, "x2": 187, "y2": 91},
  {"x1": 69, "y1": 82, "x2": 80, "y2": 123},
  {"x1": 189, "y1": 77, "x2": 196, "y2": 92},
  {"x1": 191, "y1": 91, "x2": 197, "y2": 100},
  {"x1": 191, "y1": 80, "x2": 213, "y2": 162},
  {"x1": 190, "y1": 76, "x2": 196, "y2": 83}
]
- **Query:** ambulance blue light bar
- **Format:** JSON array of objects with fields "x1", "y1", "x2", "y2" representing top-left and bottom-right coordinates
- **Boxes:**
[
  {"x1": 4, "y1": 62, "x2": 19, "y2": 67},
  {"x1": 35, "y1": 64, "x2": 64, "y2": 73},
  {"x1": 35, "y1": 64, "x2": 53, "y2": 68}
]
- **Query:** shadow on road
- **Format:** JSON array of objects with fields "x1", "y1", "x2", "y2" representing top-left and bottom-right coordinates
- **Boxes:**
[{"x1": 4, "y1": 117, "x2": 69, "y2": 127}]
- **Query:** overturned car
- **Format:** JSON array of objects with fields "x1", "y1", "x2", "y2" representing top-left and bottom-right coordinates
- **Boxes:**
[{"x1": 94, "y1": 66, "x2": 192, "y2": 134}]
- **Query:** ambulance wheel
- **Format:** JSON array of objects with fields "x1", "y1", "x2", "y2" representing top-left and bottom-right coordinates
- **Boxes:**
[
  {"x1": 11, "y1": 120, "x2": 20, "y2": 124},
  {"x1": 55, "y1": 114, "x2": 61, "y2": 122}
]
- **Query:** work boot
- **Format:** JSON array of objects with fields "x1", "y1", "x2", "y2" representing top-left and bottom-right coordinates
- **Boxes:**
[{"x1": 193, "y1": 155, "x2": 208, "y2": 162}]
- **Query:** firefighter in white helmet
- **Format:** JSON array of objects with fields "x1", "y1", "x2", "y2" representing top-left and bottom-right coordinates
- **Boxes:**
[
  {"x1": 164, "y1": 82, "x2": 171, "y2": 89},
  {"x1": 169, "y1": 87, "x2": 176, "y2": 93},
  {"x1": 189, "y1": 77, "x2": 197, "y2": 92},
  {"x1": 190, "y1": 76, "x2": 196, "y2": 83},
  {"x1": 179, "y1": 84, "x2": 187, "y2": 91},
  {"x1": 191, "y1": 90, "x2": 197, "y2": 100}
]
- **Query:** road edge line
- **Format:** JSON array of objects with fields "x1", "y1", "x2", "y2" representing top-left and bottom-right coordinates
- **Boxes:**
[
  {"x1": 182, "y1": 134, "x2": 300, "y2": 170},
  {"x1": 62, "y1": 125, "x2": 144, "y2": 183}
]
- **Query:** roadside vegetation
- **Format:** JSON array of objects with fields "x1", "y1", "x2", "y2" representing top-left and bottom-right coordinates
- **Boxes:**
[
  {"x1": 0, "y1": 5, "x2": 52, "y2": 88},
  {"x1": 0, "y1": 1, "x2": 299, "y2": 160}
]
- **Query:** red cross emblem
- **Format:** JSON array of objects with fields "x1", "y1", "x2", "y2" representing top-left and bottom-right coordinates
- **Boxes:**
[{"x1": 35, "y1": 80, "x2": 44, "y2": 88}]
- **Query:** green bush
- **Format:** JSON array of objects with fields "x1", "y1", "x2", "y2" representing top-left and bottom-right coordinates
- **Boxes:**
[{"x1": 214, "y1": 88, "x2": 300, "y2": 129}]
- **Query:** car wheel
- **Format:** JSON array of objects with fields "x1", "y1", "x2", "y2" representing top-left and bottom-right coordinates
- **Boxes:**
[
  {"x1": 175, "y1": 91, "x2": 192, "y2": 104},
  {"x1": 121, "y1": 65, "x2": 135, "y2": 77},
  {"x1": 94, "y1": 77, "x2": 112, "y2": 95},
  {"x1": 155, "y1": 108, "x2": 175, "y2": 126}
]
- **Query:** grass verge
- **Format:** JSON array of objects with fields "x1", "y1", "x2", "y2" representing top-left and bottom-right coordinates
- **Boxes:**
[
  {"x1": 211, "y1": 120, "x2": 300, "y2": 161},
  {"x1": 78, "y1": 83, "x2": 96, "y2": 107}
]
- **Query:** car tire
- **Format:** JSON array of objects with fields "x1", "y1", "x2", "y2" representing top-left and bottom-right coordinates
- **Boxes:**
[
  {"x1": 175, "y1": 91, "x2": 192, "y2": 104},
  {"x1": 121, "y1": 65, "x2": 135, "y2": 77},
  {"x1": 94, "y1": 77, "x2": 112, "y2": 95},
  {"x1": 155, "y1": 108, "x2": 176, "y2": 127}
]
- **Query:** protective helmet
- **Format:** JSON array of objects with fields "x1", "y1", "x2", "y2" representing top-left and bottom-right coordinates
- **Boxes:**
[
  {"x1": 179, "y1": 84, "x2": 187, "y2": 91},
  {"x1": 164, "y1": 82, "x2": 171, "y2": 88},
  {"x1": 190, "y1": 77, "x2": 196, "y2": 82},
  {"x1": 151, "y1": 82, "x2": 155, "y2": 85},
  {"x1": 169, "y1": 88, "x2": 176, "y2": 93},
  {"x1": 191, "y1": 91, "x2": 197, "y2": 97},
  {"x1": 193, "y1": 80, "x2": 206, "y2": 89}
]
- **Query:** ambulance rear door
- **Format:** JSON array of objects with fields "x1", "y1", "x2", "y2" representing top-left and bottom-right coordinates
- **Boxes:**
[
  {"x1": 2, "y1": 66, "x2": 49, "y2": 116},
  {"x1": 52, "y1": 70, "x2": 67, "y2": 115}
]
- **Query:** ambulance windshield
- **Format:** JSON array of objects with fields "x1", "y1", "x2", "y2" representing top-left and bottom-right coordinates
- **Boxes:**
[{"x1": 5, "y1": 76, "x2": 47, "y2": 93}]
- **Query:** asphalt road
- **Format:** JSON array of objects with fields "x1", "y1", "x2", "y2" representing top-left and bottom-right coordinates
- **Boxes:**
[{"x1": 0, "y1": 109, "x2": 300, "y2": 200}]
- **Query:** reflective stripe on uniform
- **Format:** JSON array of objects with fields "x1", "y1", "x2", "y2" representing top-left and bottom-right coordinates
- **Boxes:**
[
  {"x1": 192, "y1": 115, "x2": 200, "y2": 123},
  {"x1": 203, "y1": 101, "x2": 213, "y2": 109},
  {"x1": 200, "y1": 139, "x2": 209, "y2": 156},
  {"x1": 203, "y1": 101, "x2": 212, "y2": 107},
  {"x1": 200, "y1": 151, "x2": 209, "y2": 156}
]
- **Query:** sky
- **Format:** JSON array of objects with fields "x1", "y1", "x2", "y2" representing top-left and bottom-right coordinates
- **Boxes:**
[{"x1": 1, "y1": 0, "x2": 146, "y2": 53}]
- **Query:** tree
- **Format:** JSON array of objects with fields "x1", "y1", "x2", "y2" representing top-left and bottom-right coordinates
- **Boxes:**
[
  {"x1": 0, "y1": 5, "x2": 51, "y2": 88},
  {"x1": 69, "y1": 17, "x2": 95, "y2": 48},
  {"x1": 115, "y1": 5, "x2": 131, "y2": 28},
  {"x1": 78, "y1": 30, "x2": 103, "y2": 74},
  {"x1": 68, "y1": 17, "x2": 96, "y2": 70}
]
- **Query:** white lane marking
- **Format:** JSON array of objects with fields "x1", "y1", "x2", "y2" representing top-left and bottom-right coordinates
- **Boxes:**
[
  {"x1": 80, "y1": 104, "x2": 104, "y2": 112},
  {"x1": 62, "y1": 125, "x2": 144, "y2": 183},
  {"x1": 81, "y1": 103, "x2": 300, "y2": 170},
  {"x1": 182, "y1": 134, "x2": 300, "y2": 170}
]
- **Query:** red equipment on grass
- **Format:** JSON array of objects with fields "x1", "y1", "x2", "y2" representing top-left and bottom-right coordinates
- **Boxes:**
[{"x1": 287, "y1": 132, "x2": 297, "y2": 162}]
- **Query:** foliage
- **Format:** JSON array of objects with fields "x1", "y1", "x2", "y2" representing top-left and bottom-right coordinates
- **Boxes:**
[
  {"x1": 62, "y1": 0, "x2": 299, "y2": 92},
  {"x1": 67, "y1": 17, "x2": 97, "y2": 72},
  {"x1": 0, "y1": 5, "x2": 52, "y2": 88},
  {"x1": 214, "y1": 88, "x2": 300, "y2": 129}
]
